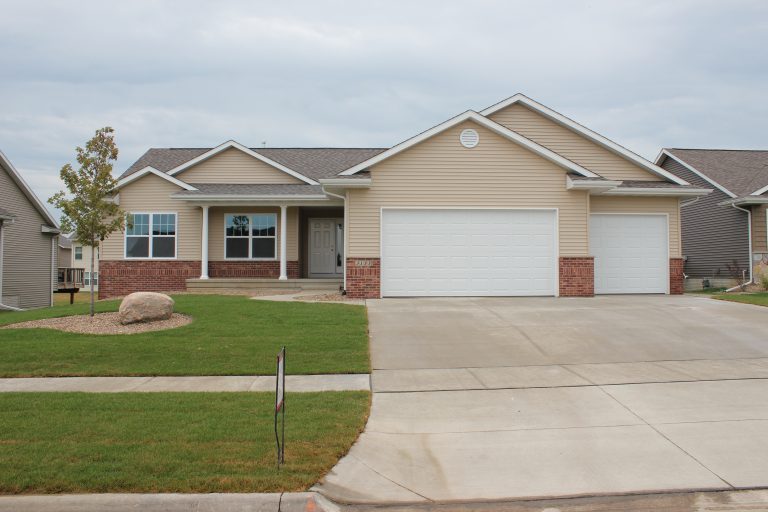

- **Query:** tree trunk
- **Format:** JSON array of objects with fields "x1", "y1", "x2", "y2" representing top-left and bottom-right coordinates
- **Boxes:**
[{"x1": 90, "y1": 241, "x2": 95, "y2": 317}]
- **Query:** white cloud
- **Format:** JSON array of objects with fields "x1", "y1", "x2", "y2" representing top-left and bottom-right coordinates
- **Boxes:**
[{"x1": 1, "y1": 0, "x2": 767, "y2": 218}]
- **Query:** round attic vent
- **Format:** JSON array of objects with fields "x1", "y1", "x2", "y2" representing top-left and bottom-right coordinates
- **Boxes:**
[{"x1": 460, "y1": 128, "x2": 479, "y2": 148}]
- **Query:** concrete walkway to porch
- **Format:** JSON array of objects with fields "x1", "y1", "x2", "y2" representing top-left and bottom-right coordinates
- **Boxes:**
[{"x1": 0, "y1": 374, "x2": 370, "y2": 393}]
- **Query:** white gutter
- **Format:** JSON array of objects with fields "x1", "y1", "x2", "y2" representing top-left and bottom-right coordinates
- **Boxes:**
[
  {"x1": 602, "y1": 187, "x2": 712, "y2": 197},
  {"x1": 727, "y1": 203, "x2": 753, "y2": 290},
  {"x1": 322, "y1": 185, "x2": 348, "y2": 293}
]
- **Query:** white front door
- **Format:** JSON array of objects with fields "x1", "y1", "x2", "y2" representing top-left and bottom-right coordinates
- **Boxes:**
[
  {"x1": 310, "y1": 219, "x2": 336, "y2": 276},
  {"x1": 380, "y1": 209, "x2": 558, "y2": 297},
  {"x1": 589, "y1": 214, "x2": 668, "y2": 294}
]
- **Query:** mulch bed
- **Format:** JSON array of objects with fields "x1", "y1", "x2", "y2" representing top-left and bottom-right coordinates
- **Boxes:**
[{"x1": 2, "y1": 312, "x2": 192, "y2": 335}]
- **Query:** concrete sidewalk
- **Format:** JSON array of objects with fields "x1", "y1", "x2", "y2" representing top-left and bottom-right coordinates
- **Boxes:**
[
  {"x1": 0, "y1": 374, "x2": 370, "y2": 392},
  {"x1": 0, "y1": 492, "x2": 331, "y2": 512}
]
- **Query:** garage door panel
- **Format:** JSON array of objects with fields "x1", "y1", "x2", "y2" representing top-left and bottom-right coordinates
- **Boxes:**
[
  {"x1": 590, "y1": 214, "x2": 668, "y2": 294},
  {"x1": 381, "y1": 209, "x2": 557, "y2": 297}
]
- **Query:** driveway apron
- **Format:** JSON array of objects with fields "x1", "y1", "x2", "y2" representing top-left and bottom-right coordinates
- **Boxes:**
[{"x1": 314, "y1": 296, "x2": 768, "y2": 503}]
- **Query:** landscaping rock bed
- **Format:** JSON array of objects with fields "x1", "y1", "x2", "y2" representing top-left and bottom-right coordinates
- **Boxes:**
[{"x1": 3, "y1": 312, "x2": 191, "y2": 335}]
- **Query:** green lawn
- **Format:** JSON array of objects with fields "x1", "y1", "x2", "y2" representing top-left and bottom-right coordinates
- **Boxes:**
[
  {"x1": 714, "y1": 292, "x2": 768, "y2": 307},
  {"x1": 0, "y1": 391, "x2": 369, "y2": 494},
  {"x1": 0, "y1": 295, "x2": 369, "y2": 377}
]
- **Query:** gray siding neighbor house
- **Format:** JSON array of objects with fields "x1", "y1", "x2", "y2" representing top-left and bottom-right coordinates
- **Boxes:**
[
  {"x1": 657, "y1": 149, "x2": 768, "y2": 290},
  {"x1": 0, "y1": 150, "x2": 60, "y2": 309}
]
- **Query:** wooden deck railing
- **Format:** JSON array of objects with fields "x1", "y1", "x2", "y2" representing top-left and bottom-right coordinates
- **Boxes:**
[{"x1": 57, "y1": 267, "x2": 84, "y2": 291}]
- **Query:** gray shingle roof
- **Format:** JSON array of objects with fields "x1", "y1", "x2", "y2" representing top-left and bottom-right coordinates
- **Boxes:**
[
  {"x1": 664, "y1": 149, "x2": 768, "y2": 197},
  {"x1": 119, "y1": 148, "x2": 387, "y2": 182},
  {"x1": 174, "y1": 183, "x2": 325, "y2": 197}
]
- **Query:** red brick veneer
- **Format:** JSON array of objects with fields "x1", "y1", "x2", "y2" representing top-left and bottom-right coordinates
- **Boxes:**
[
  {"x1": 670, "y1": 257, "x2": 684, "y2": 295},
  {"x1": 346, "y1": 258, "x2": 380, "y2": 298},
  {"x1": 559, "y1": 257, "x2": 595, "y2": 297},
  {"x1": 99, "y1": 260, "x2": 200, "y2": 299},
  {"x1": 208, "y1": 261, "x2": 299, "y2": 279}
]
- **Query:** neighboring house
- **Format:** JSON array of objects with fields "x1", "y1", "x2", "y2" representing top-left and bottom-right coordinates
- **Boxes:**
[
  {"x1": 0, "y1": 150, "x2": 60, "y2": 309},
  {"x1": 58, "y1": 235, "x2": 72, "y2": 270},
  {"x1": 101, "y1": 94, "x2": 710, "y2": 299},
  {"x1": 70, "y1": 239, "x2": 99, "y2": 291},
  {"x1": 657, "y1": 149, "x2": 768, "y2": 289}
]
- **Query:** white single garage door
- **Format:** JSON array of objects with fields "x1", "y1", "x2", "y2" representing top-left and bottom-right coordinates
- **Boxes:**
[
  {"x1": 381, "y1": 209, "x2": 557, "y2": 297},
  {"x1": 589, "y1": 214, "x2": 668, "y2": 294}
]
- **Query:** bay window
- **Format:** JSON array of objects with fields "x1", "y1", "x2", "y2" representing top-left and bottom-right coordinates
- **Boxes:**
[
  {"x1": 225, "y1": 213, "x2": 277, "y2": 259},
  {"x1": 125, "y1": 213, "x2": 177, "y2": 259}
]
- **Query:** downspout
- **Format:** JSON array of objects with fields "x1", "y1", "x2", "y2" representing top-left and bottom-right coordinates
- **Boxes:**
[
  {"x1": 322, "y1": 186, "x2": 347, "y2": 293},
  {"x1": 727, "y1": 203, "x2": 753, "y2": 291},
  {"x1": 51, "y1": 236, "x2": 56, "y2": 307}
]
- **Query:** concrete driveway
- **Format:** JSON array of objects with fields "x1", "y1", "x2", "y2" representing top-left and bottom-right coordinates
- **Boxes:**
[{"x1": 315, "y1": 296, "x2": 768, "y2": 503}]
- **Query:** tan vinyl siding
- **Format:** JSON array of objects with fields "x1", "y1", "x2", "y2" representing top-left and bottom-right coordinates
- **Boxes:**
[
  {"x1": 0, "y1": 165, "x2": 55, "y2": 309},
  {"x1": 175, "y1": 148, "x2": 303, "y2": 184},
  {"x1": 752, "y1": 205, "x2": 767, "y2": 253},
  {"x1": 347, "y1": 120, "x2": 589, "y2": 257},
  {"x1": 590, "y1": 196, "x2": 682, "y2": 257},
  {"x1": 101, "y1": 174, "x2": 202, "y2": 260},
  {"x1": 489, "y1": 104, "x2": 658, "y2": 182},
  {"x1": 208, "y1": 206, "x2": 299, "y2": 261}
]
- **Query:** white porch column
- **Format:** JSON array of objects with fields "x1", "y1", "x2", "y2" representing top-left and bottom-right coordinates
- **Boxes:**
[
  {"x1": 200, "y1": 206, "x2": 209, "y2": 279},
  {"x1": 279, "y1": 205, "x2": 288, "y2": 280}
]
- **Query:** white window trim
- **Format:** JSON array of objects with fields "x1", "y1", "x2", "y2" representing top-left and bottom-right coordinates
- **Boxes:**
[
  {"x1": 224, "y1": 213, "x2": 278, "y2": 261},
  {"x1": 124, "y1": 212, "x2": 178, "y2": 260},
  {"x1": 74, "y1": 246, "x2": 83, "y2": 260}
]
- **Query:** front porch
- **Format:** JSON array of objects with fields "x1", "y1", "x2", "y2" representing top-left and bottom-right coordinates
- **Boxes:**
[{"x1": 186, "y1": 277, "x2": 342, "y2": 294}]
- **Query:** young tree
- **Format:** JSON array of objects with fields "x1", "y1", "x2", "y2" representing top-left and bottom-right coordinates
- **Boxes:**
[{"x1": 49, "y1": 127, "x2": 124, "y2": 316}]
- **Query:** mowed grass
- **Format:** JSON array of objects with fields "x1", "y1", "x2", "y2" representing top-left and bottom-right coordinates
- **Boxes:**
[
  {"x1": 0, "y1": 391, "x2": 369, "y2": 494},
  {"x1": 53, "y1": 292, "x2": 99, "y2": 305},
  {"x1": 714, "y1": 292, "x2": 768, "y2": 307},
  {"x1": 0, "y1": 295, "x2": 369, "y2": 377}
]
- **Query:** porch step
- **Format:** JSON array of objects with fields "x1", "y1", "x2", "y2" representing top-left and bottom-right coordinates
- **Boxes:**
[{"x1": 186, "y1": 278, "x2": 342, "y2": 292}]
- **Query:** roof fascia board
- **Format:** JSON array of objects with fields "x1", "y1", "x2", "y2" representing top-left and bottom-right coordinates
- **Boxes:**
[
  {"x1": 750, "y1": 184, "x2": 768, "y2": 196},
  {"x1": 655, "y1": 149, "x2": 737, "y2": 198},
  {"x1": 170, "y1": 194, "x2": 330, "y2": 201},
  {"x1": 0, "y1": 150, "x2": 59, "y2": 228},
  {"x1": 721, "y1": 196, "x2": 768, "y2": 206},
  {"x1": 166, "y1": 140, "x2": 318, "y2": 185},
  {"x1": 481, "y1": 95, "x2": 689, "y2": 186},
  {"x1": 603, "y1": 187, "x2": 712, "y2": 197},
  {"x1": 318, "y1": 178, "x2": 371, "y2": 187},
  {"x1": 565, "y1": 175, "x2": 622, "y2": 191},
  {"x1": 115, "y1": 166, "x2": 198, "y2": 191},
  {"x1": 339, "y1": 111, "x2": 598, "y2": 178}
]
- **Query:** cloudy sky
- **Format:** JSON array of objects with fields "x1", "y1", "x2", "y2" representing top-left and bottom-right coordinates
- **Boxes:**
[{"x1": 2, "y1": 0, "x2": 767, "y2": 218}]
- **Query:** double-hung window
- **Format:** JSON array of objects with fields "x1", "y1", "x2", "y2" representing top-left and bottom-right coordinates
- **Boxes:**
[
  {"x1": 74, "y1": 246, "x2": 83, "y2": 260},
  {"x1": 225, "y1": 213, "x2": 277, "y2": 259},
  {"x1": 125, "y1": 213, "x2": 177, "y2": 259}
]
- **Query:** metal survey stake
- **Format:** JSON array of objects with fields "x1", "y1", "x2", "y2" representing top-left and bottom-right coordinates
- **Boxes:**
[{"x1": 275, "y1": 347, "x2": 286, "y2": 467}]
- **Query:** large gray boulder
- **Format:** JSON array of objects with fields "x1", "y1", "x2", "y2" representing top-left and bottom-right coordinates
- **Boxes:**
[{"x1": 119, "y1": 292, "x2": 174, "y2": 325}]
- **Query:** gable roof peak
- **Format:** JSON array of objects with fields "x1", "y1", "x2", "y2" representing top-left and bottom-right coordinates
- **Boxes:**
[{"x1": 480, "y1": 94, "x2": 689, "y2": 186}]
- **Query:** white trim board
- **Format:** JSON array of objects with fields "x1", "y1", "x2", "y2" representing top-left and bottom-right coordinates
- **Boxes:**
[
  {"x1": 655, "y1": 150, "x2": 736, "y2": 198},
  {"x1": 116, "y1": 166, "x2": 198, "y2": 191},
  {"x1": 167, "y1": 140, "x2": 318, "y2": 185},
  {"x1": 339, "y1": 111, "x2": 598, "y2": 178},
  {"x1": 479, "y1": 94, "x2": 689, "y2": 186}
]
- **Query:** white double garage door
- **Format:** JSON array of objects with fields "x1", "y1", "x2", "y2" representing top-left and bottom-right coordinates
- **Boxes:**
[{"x1": 380, "y1": 209, "x2": 668, "y2": 297}]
